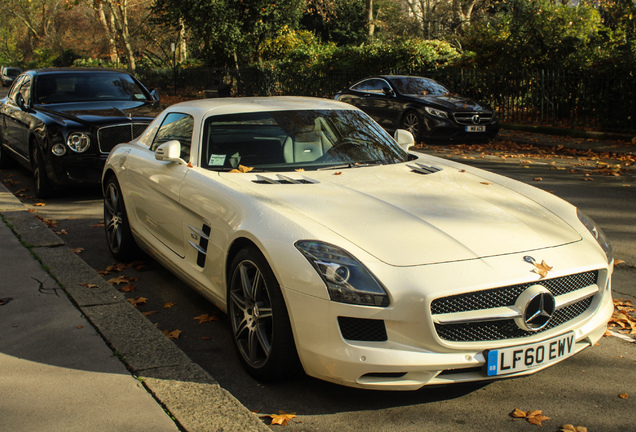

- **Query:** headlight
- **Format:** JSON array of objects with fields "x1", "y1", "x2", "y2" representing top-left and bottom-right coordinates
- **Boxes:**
[
  {"x1": 424, "y1": 106, "x2": 449, "y2": 119},
  {"x1": 295, "y1": 240, "x2": 389, "y2": 307},
  {"x1": 67, "y1": 132, "x2": 90, "y2": 153},
  {"x1": 577, "y1": 209, "x2": 613, "y2": 264}
]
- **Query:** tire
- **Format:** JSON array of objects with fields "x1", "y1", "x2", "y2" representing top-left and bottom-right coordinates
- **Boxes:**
[
  {"x1": 103, "y1": 176, "x2": 138, "y2": 261},
  {"x1": 228, "y1": 247, "x2": 301, "y2": 381},
  {"x1": 401, "y1": 110, "x2": 423, "y2": 143},
  {"x1": 31, "y1": 145, "x2": 55, "y2": 198}
]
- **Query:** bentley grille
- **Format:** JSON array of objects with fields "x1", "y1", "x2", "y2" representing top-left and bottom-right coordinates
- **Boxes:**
[
  {"x1": 98, "y1": 123, "x2": 149, "y2": 154},
  {"x1": 431, "y1": 271, "x2": 598, "y2": 342}
]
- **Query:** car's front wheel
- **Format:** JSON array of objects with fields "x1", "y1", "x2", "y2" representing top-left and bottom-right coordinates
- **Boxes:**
[
  {"x1": 32, "y1": 145, "x2": 55, "y2": 198},
  {"x1": 401, "y1": 110, "x2": 423, "y2": 143},
  {"x1": 228, "y1": 247, "x2": 301, "y2": 381},
  {"x1": 104, "y1": 176, "x2": 138, "y2": 261}
]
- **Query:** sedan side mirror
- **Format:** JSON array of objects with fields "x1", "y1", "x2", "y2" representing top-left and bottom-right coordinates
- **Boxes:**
[
  {"x1": 394, "y1": 129, "x2": 415, "y2": 152},
  {"x1": 382, "y1": 87, "x2": 394, "y2": 97},
  {"x1": 150, "y1": 89, "x2": 160, "y2": 103},
  {"x1": 16, "y1": 92, "x2": 30, "y2": 111},
  {"x1": 155, "y1": 140, "x2": 186, "y2": 165}
]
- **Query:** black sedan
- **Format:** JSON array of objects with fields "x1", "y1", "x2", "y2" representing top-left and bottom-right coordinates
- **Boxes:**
[
  {"x1": 334, "y1": 75, "x2": 499, "y2": 143},
  {"x1": 0, "y1": 68, "x2": 159, "y2": 197}
]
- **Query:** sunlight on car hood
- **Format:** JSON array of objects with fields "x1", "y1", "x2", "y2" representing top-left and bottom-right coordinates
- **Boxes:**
[{"x1": 222, "y1": 163, "x2": 581, "y2": 266}]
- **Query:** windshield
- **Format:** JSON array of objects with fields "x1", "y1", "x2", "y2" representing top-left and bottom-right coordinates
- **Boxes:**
[
  {"x1": 390, "y1": 77, "x2": 449, "y2": 96},
  {"x1": 35, "y1": 72, "x2": 149, "y2": 104},
  {"x1": 201, "y1": 109, "x2": 408, "y2": 171}
]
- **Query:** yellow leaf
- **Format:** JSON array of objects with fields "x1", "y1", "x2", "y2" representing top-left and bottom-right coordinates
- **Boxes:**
[
  {"x1": 533, "y1": 260, "x2": 553, "y2": 278},
  {"x1": 164, "y1": 302, "x2": 176, "y2": 308},
  {"x1": 229, "y1": 164, "x2": 254, "y2": 173},
  {"x1": 511, "y1": 408, "x2": 527, "y2": 418},
  {"x1": 162, "y1": 329, "x2": 181, "y2": 339},
  {"x1": 35, "y1": 202, "x2": 46, "y2": 206},
  {"x1": 268, "y1": 411, "x2": 296, "y2": 426},
  {"x1": 619, "y1": 393, "x2": 629, "y2": 399},
  {"x1": 128, "y1": 296, "x2": 148, "y2": 307}
]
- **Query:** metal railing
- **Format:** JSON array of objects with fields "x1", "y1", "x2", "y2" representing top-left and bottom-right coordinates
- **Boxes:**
[{"x1": 138, "y1": 66, "x2": 636, "y2": 134}]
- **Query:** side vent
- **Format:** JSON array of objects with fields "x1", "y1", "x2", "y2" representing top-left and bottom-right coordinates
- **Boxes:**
[
  {"x1": 188, "y1": 224, "x2": 211, "y2": 268},
  {"x1": 253, "y1": 174, "x2": 315, "y2": 184},
  {"x1": 407, "y1": 162, "x2": 442, "y2": 175}
]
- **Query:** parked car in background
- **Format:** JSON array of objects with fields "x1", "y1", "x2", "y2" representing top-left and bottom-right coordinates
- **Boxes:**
[
  {"x1": 1, "y1": 66, "x2": 22, "y2": 87},
  {"x1": 103, "y1": 96, "x2": 612, "y2": 390},
  {"x1": 335, "y1": 75, "x2": 499, "y2": 143},
  {"x1": 0, "y1": 68, "x2": 160, "y2": 197}
]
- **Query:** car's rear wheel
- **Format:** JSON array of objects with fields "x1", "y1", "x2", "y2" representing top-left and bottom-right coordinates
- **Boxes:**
[
  {"x1": 104, "y1": 176, "x2": 138, "y2": 261},
  {"x1": 32, "y1": 145, "x2": 55, "y2": 198},
  {"x1": 401, "y1": 110, "x2": 423, "y2": 143},
  {"x1": 228, "y1": 247, "x2": 301, "y2": 381}
]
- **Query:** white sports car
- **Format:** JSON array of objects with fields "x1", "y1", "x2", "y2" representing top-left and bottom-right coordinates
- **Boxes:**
[{"x1": 102, "y1": 97, "x2": 613, "y2": 390}]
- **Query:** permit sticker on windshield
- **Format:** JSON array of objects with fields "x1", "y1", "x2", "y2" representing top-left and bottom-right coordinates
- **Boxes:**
[{"x1": 209, "y1": 154, "x2": 227, "y2": 166}]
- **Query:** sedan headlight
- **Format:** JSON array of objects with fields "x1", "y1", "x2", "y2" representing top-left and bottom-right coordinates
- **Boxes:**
[
  {"x1": 577, "y1": 209, "x2": 613, "y2": 264},
  {"x1": 424, "y1": 106, "x2": 449, "y2": 119},
  {"x1": 295, "y1": 240, "x2": 389, "y2": 307},
  {"x1": 67, "y1": 132, "x2": 91, "y2": 153}
]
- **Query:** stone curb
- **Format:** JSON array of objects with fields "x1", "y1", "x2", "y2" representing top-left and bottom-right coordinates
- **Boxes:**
[{"x1": 0, "y1": 183, "x2": 270, "y2": 432}]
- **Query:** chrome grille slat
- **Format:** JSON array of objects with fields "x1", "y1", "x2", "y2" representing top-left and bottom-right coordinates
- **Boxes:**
[
  {"x1": 431, "y1": 271, "x2": 598, "y2": 342},
  {"x1": 452, "y1": 112, "x2": 493, "y2": 125}
]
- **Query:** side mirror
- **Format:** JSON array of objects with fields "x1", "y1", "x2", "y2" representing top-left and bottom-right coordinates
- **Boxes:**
[
  {"x1": 382, "y1": 87, "x2": 394, "y2": 97},
  {"x1": 394, "y1": 129, "x2": 415, "y2": 152},
  {"x1": 150, "y1": 89, "x2": 160, "y2": 103},
  {"x1": 155, "y1": 140, "x2": 186, "y2": 165},
  {"x1": 16, "y1": 92, "x2": 30, "y2": 111}
]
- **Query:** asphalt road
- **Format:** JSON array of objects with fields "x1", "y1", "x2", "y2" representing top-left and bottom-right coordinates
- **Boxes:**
[{"x1": 0, "y1": 95, "x2": 634, "y2": 429}]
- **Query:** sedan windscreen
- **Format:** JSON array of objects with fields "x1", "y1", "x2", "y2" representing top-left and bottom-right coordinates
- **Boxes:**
[
  {"x1": 201, "y1": 109, "x2": 409, "y2": 171},
  {"x1": 35, "y1": 72, "x2": 150, "y2": 104},
  {"x1": 390, "y1": 77, "x2": 449, "y2": 96}
]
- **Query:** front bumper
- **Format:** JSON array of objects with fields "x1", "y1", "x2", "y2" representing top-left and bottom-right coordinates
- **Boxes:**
[
  {"x1": 46, "y1": 153, "x2": 107, "y2": 186},
  {"x1": 283, "y1": 245, "x2": 613, "y2": 390}
]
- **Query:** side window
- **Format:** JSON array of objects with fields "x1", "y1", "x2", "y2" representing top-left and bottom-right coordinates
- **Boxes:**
[
  {"x1": 8, "y1": 76, "x2": 24, "y2": 102},
  {"x1": 150, "y1": 112, "x2": 194, "y2": 163},
  {"x1": 19, "y1": 78, "x2": 32, "y2": 105},
  {"x1": 351, "y1": 79, "x2": 388, "y2": 94}
]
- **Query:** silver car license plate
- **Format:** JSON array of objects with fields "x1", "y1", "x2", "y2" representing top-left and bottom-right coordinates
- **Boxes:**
[{"x1": 484, "y1": 332, "x2": 576, "y2": 376}]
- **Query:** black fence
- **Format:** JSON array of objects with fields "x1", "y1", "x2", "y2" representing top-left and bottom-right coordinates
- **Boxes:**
[{"x1": 138, "y1": 66, "x2": 636, "y2": 134}]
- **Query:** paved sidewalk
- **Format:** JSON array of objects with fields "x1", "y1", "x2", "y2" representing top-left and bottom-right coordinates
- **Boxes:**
[{"x1": 0, "y1": 185, "x2": 269, "y2": 432}]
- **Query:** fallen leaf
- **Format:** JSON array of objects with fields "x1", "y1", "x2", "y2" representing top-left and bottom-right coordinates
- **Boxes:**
[
  {"x1": 120, "y1": 284, "x2": 136, "y2": 293},
  {"x1": 201, "y1": 336, "x2": 211, "y2": 340},
  {"x1": 229, "y1": 164, "x2": 253, "y2": 173},
  {"x1": 80, "y1": 282, "x2": 99, "y2": 288},
  {"x1": 480, "y1": 181, "x2": 492, "y2": 185},
  {"x1": 91, "y1": 222, "x2": 105, "y2": 228},
  {"x1": 334, "y1": 171, "x2": 342, "y2": 175},
  {"x1": 194, "y1": 314, "x2": 220, "y2": 324},
  {"x1": 533, "y1": 177, "x2": 543, "y2": 181},
  {"x1": 162, "y1": 329, "x2": 181, "y2": 339},
  {"x1": 35, "y1": 202, "x2": 46, "y2": 207},
  {"x1": 619, "y1": 393, "x2": 629, "y2": 399},
  {"x1": 560, "y1": 425, "x2": 588, "y2": 432},
  {"x1": 128, "y1": 296, "x2": 148, "y2": 307},
  {"x1": 533, "y1": 260, "x2": 553, "y2": 278},
  {"x1": 510, "y1": 409, "x2": 551, "y2": 427},
  {"x1": 71, "y1": 248, "x2": 84, "y2": 254},
  {"x1": 266, "y1": 411, "x2": 296, "y2": 426},
  {"x1": 76, "y1": 325, "x2": 83, "y2": 329},
  {"x1": 142, "y1": 311, "x2": 159, "y2": 316},
  {"x1": 164, "y1": 302, "x2": 176, "y2": 308}
]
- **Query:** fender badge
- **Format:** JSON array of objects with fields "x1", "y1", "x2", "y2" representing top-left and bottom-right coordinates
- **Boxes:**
[{"x1": 524, "y1": 256, "x2": 553, "y2": 279}]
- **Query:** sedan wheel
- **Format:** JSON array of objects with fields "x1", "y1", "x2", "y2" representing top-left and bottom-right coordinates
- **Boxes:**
[
  {"x1": 32, "y1": 146, "x2": 54, "y2": 198},
  {"x1": 104, "y1": 176, "x2": 138, "y2": 261},
  {"x1": 228, "y1": 247, "x2": 301, "y2": 380},
  {"x1": 401, "y1": 110, "x2": 423, "y2": 142}
]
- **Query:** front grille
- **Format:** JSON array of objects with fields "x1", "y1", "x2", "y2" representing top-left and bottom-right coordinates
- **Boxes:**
[
  {"x1": 432, "y1": 271, "x2": 598, "y2": 342},
  {"x1": 452, "y1": 112, "x2": 493, "y2": 125},
  {"x1": 338, "y1": 317, "x2": 387, "y2": 341},
  {"x1": 98, "y1": 123, "x2": 149, "y2": 154}
]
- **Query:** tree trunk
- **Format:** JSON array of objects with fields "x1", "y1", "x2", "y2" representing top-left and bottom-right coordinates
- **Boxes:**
[{"x1": 365, "y1": 0, "x2": 374, "y2": 38}]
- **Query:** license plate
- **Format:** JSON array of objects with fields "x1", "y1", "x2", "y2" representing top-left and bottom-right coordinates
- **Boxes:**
[
  {"x1": 484, "y1": 332, "x2": 576, "y2": 377},
  {"x1": 465, "y1": 125, "x2": 486, "y2": 132}
]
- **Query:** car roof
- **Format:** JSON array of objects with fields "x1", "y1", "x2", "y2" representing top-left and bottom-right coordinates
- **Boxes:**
[
  {"x1": 167, "y1": 96, "x2": 358, "y2": 117},
  {"x1": 25, "y1": 68, "x2": 132, "y2": 76}
]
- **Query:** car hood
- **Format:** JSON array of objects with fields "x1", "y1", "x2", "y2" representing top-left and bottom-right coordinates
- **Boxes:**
[
  {"x1": 223, "y1": 163, "x2": 581, "y2": 266},
  {"x1": 405, "y1": 94, "x2": 491, "y2": 113},
  {"x1": 36, "y1": 101, "x2": 159, "y2": 126}
]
